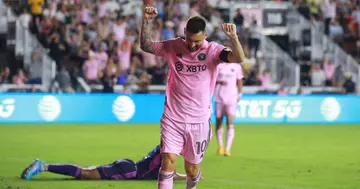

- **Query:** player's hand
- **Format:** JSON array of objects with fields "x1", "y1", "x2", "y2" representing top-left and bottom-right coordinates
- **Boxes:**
[
  {"x1": 237, "y1": 97, "x2": 240, "y2": 102},
  {"x1": 221, "y1": 23, "x2": 237, "y2": 39},
  {"x1": 143, "y1": 6, "x2": 158, "y2": 20}
]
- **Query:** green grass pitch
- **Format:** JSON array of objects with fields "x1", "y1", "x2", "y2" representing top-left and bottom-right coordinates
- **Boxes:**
[{"x1": 0, "y1": 124, "x2": 359, "y2": 189}]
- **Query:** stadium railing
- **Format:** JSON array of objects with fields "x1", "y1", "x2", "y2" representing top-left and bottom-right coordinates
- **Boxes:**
[
  {"x1": 288, "y1": 9, "x2": 360, "y2": 90},
  {"x1": 261, "y1": 35, "x2": 300, "y2": 88},
  {"x1": 76, "y1": 77, "x2": 91, "y2": 93},
  {"x1": 227, "y1": 1, "x2": 300, "y2": 88}
]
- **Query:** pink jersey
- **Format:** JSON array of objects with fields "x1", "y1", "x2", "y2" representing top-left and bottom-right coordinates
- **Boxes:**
[
  {"x1": 214, "y1": 63, "x2": 243, "y2": 104},
  {"x1": 152, "y1": 38, "x2": 226, "y2": 123}
]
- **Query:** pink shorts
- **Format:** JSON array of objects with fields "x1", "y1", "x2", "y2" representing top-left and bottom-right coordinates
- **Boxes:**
[
  {"x1": 215, "y1": 102, "x2": 236, "y2": 118},
  {"x1": 160, "y1": 115, "x2": 212, "y2": 165}
]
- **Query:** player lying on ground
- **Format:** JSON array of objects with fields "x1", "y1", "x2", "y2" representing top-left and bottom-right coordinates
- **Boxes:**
[
  {"x1": 21, "y1": 145, "x2": 187, "y2": 181},
  {"x1": 214, "y1": 57, "x2": 244, "y2": 156}
]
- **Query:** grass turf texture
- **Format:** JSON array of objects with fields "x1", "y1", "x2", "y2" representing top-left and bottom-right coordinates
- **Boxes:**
[{"x1": 0, "y1": 124, "x2": 359, "y2": 189}]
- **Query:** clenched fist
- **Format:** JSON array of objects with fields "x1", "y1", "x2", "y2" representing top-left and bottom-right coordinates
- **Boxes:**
[
  {"x1": 221, "y1": 23, "x2": 237, "y2": 39},
  {"x1": 143, "y1": 7, "x2": 158, "y2": 20}
]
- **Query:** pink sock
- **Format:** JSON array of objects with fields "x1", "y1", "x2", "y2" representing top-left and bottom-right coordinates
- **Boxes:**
[
  {"x1": 226, "y1": 124, "x2": 235, "y2": 151},
  {"x1": 158, "y1": 169, "x2": 174, "y2": 189},
  {"x1": 186, "y1": 170, "x2": 201, "y2": 189},
  {"x1": 216, "y1": 127, "x2": 224, "y2": 146}
]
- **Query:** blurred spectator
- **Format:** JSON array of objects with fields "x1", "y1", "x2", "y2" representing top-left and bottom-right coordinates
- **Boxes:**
[
  {"x1": 48, "y1": 33, "x2": 67, "y2": 67},
  {"x1": 52, "y1": 65, "x2": 75, "y2": 93},
  {"x1": 122, "y1": 82, "x2": 132, "y2": 94},
  {"x1": 101, "y1": 57, "x2": 119, "y2": 93},
  {"x1": 176, "y1": 16, "x2": 187, "y2": 38},
  {"x1": 249, "y1": 20, "x2": 261, "y2": 58},
  {"x1": 342, "y1": 73, "x2": 357, "y2": 94},
  {"x1": 118, "y1": 41, "x2": 132, "y2": 72},
  {"x1": 28, "y1": 0, "x2": 44, "y2": 33},
  {"x1": 297, "y1": 87, "x2": 303, "y2": 94},
  {"x1": 334, "y1": 64, "x2": 345, "y2": 87},
  {"x1": 96, "y1": 43, "x2": 109, "y2": 70},
  {"x1": 13, "y1": 69, "x2": 27, "y2": 85},
  {"x1": 322, "y1": 0, "x2": 336, "y2": 35},
  {"x1": 27, "y1": 47, "x2": 43, "y2": 84},
  {"x1": 43, "y1": 0, "x2": 56, "y2": 18},
  {"x1": 323, "y1": 58, "x2": 335, "y2": 86},
  {"x1": 113, "y1": 16, "x2": 128, "y2": 44},
  {"x1": 233, "y1": 8, "x2": 244, "y2": 31},
  {"x1": 207, "y1": 27, "x2": 226, "y2": 43},
  {"x1": 147, "y1": 61, "x2": 167, "y2": 85},
  {"x1": 300, "y1": 61, "x2": 312, "y2": 86},
  {"x1": 329, "y1": 20, "x2": 344, "y2": 43},
  {"x1": 19, "y1": 8, "x2": 31, "y2": 29},
  {"x1": 277, "y1": 87, "x2": 288, "y2": 95},
  {"x1": 297, "y1": 0, "x2": 310, "y2": 20},
  {"x1": 136, "y1": 71, "x2": 151, "y2": 94},
  {"x1": 83, "y1": 51, "x2": 101, "y2": 84},
  {"x1": 0, "y1": 67, "x2": 11, "y2": 84},
  {"x1": 311, "y1": 63, "x2": 326, "y2": 86},
  {"x1": 97, "y1": 17, "x2": 111, "y2": 41},
  {"x1": 259, "y1": 70, "x2": 271, "y2": 89},
  {"x1": 161, "y1": 21, "x2": 175, "y2": 40},
  {"x1": 174, "y1": 0, "x2": 190, "y2": 18}
]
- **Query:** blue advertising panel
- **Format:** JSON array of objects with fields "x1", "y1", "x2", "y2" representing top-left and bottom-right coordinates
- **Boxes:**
[
  {"x1": 0, "y1": 94, "x2": 164, "y2": 123},
  {"x1": 229, "y1": 95, "x2": 360, "y2": 124},
  {"x1": 0, "y1": 93, "x2": 358, "y2": 124}
]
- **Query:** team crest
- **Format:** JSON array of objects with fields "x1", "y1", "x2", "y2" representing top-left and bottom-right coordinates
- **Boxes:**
[
  {"x1": 231, "y1": 68, "x2": 235, "y2": 72},
  {"x1": 197, "y1": 53, "x2": 207, "y2": 61},
  {"x1": 175, "y1": 61, "x2": 184, "y2": 72}
]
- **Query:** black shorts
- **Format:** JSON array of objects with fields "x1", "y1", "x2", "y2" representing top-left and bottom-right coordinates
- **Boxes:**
[{"x1": 97, "y1": 159, "x2": 137, "y2": 180}]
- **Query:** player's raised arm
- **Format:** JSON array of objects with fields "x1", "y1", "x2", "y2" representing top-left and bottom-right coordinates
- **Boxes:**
[
  {"x1": 220, "y1": 23, "x2": 245, "y2": 63},
  {"x1": 140, "y1": 6, "x2": 158, "y2": 54}
]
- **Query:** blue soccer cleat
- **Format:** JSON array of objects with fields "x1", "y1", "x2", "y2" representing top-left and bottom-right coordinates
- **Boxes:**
[{"x1": 21, "y1": 159, "x2": 44, "y2": 180}]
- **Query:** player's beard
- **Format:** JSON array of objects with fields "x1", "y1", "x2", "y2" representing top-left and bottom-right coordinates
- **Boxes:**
[{"x1": 188, "y1": 45, "x2": 199, "y2": 52}]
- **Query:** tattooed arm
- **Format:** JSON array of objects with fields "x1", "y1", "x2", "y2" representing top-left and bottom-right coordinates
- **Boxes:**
[
  {"x1": 140, "y1": 19, "x2": 155, "y2": 54},
  {"x1": 140, "y1": 7, "x2": 158, "y2": 54}
]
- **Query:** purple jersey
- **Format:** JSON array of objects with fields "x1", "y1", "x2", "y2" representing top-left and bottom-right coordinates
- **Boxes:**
[
  {"x1": 97, "y1": 159, "x2": 137, "y2": 180},
  {"x1": 135, "y1": 145, "x2": 161, "y2": 180}
]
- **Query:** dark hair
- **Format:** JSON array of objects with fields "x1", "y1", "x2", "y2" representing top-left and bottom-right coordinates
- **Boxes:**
[{"x1": 186, "y1": 16, "x2": 206, "y2": 34}]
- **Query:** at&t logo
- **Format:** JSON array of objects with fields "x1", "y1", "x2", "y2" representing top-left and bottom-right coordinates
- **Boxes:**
[
  {"x1": 320, "y1": 97, "x2": 341, "y2": 121},
  {"x1": 38, "y1": 95, "x2": 61, "y2": 121},
  {"x1": 112, "y1": 96, "x2": 135, "y2": 122}
]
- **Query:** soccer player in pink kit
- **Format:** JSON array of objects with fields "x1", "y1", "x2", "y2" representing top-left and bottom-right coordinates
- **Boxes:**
[
  {"x1": 214, "y1": 62, "x2": 244, "y2": 157},
  {"x1": 140, "y1": 6, "x2": 245, "y2": 189}
]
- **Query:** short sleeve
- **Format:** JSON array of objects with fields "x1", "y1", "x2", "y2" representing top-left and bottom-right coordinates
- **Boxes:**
[
  {"x1": 152, "y1": 41, "x2": 169, "y2": 57},
  {"x1": 237, "y1": 65, "x2": 244, "y2": 80}
]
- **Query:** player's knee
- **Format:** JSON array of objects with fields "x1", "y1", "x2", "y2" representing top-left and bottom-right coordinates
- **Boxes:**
[
  {"x1": 80, "y1": 169, "x2": 101, "y2": 180},
  {"x1": 226, "y1": 116, "x2": 234, "y2": 126},
  {"x1": 161, "y1": 153, "x2": 177, "y2": 171},
  {"x1": 184, "y1": 162, "x2": 200, "y2": 177},
  {"x1": 216, "y1": 118, "x2": 223, "y2": 127}
]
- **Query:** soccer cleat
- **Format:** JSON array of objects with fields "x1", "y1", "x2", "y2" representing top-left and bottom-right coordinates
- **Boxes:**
[
  {"x1": 21, "y1": 159, "x2": 44, "y2": 180},
  {"x1": 224, "y1": 150, "x2": 231, "y2": 157},
  {"x1": 217, "y1": 146, "x2": 224, "y2": 155}
]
